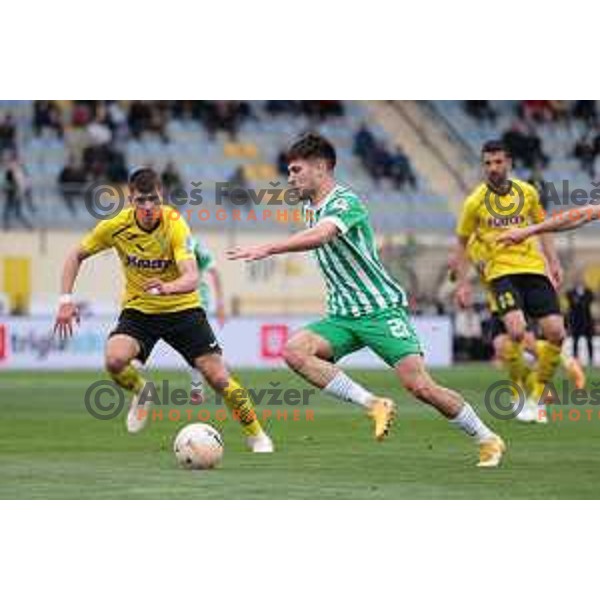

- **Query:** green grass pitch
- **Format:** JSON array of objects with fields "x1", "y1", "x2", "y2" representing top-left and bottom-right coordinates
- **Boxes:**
[{"x1": 1, "y1": 365, "x2": 600, "y2": 499}]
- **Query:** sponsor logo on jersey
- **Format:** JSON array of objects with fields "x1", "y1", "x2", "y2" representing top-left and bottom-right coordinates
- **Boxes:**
[
  {"x1": 486, "y1": 215, "x2": 525, "y2": 228},
  {"x1": 126, "y1": 255, "x2": 173, "y2": 269}
]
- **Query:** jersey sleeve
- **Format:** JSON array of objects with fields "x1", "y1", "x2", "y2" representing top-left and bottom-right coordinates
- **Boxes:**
[
  {"x1": 321, "y1": 194, "x2": 367, "y2": 234},
  {"x1": 456, "y1": 195, "x2": 478, "y2": 238},
  {"x1": 79, "y1": 220, "x2": 114, "y2": 256},
  {"x1": 170, "y1": 215, "x2": 196, "y2": 263}
]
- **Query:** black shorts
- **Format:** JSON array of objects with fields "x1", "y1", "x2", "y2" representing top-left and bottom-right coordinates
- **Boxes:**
[
  {"x1": 487, "y1": 314, "x2": 507, "y2": 341},
  {"x1": 489, "y1": 273, "x2": 561, "y2": 319},
  {"x1": 109, "y1": 307, "x2": 221, "y2": 367}
]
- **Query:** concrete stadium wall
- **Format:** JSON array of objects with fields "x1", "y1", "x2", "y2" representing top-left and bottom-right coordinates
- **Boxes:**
[
  {"x1": 3, "y1": 231, "x2": 600, "y2": 316},
  {"x1": 0, "y1": 230, "x2": 326, "y2": 315}
]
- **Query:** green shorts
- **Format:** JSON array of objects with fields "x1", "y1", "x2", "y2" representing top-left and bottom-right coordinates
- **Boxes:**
[{"x1": 306, "y1": 306, "x2": 423, "y2": 367}]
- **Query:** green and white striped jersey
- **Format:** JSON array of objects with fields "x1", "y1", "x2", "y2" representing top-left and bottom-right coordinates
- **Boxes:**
[
  {"x1": 302, "y1": 184, "x2": 408, "y2": 317},
  {"x1": 191, "y1": 237, "x2": 215, "y2": 310}
]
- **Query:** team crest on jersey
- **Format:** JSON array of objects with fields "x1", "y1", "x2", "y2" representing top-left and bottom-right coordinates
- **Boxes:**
[{"x1": 332, "y1": 197, "x2": 348, "y2": 212}]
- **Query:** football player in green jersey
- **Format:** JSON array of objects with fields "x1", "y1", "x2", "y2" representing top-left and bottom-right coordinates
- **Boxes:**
[{"x1": 228, "y1": 133, "x2": 505, "y2": 467}]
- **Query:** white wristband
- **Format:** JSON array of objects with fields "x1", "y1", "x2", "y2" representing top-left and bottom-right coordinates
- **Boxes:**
[{"x1": 59, "y1": 294, "x2": 73, "y2": 304}]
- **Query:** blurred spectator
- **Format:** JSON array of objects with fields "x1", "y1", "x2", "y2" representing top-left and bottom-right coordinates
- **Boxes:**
[
  {"x1": 105, "y1": 101, "x2": 128, "y2": 139},
  {"x1": 221, "y1": 165, "x2": 250, "y2": 210},
  {"x1": 520, "y1": 100, "x2": 554, "y2": 123},
  {"x1": 388, "y1": 146, "x2": 417, "y2": 190},
  {"x1": 172, "y1": 100, "x2": 196, "y2": 120},
  {"x1": 353, "y1": 124, "x2": 386, "y2": 180},
  {"x1": 72, "y1": 103, "x2": 92, "y2": 128},
  {"x1": 519, "y1": 100, "x2": 569, "y2": 124},
  {"x1": 266, "y1": 100, "x2": 300, "y2": 115},
  {"x1": 453, "y1": 306, "x2": 484, "y2": 361},
  {"x1": 82, "y1": 143, "x2": 127, "y2": 182},
  {"x1": 301, "y1": 101, "x2": 344, "y2": 120},
  {"x1": 3, "y1": 152, "x2": 33, "y2": 229},
  {"x1": 549, "y1": 100, "x2": 570, "y2": 123},
  {"x1": 87, "y1": 115, "x2": 112, "y2": 147},
  {"x1": 573, "y1": 100, "x2": 597, "y2": 125},
  {"x1": 354, "y1": 123, "x2": 377, "y2": 158},
  {"x1": 566, "y1": 278, "x2": 595, "y2": 365},
  {"x1": 353, "y1": 124, "x2": 418, "y2": 188},
  {"x1": 0, "y1": 114, "x2": 17, "y2": 152},
  {"x1": 128, "y1": 101, "x2": 153, "y2": 140},
  {"x1": 149, "y1": 102, "x2": 170, "y2": 143},
  {"x1": 464, "y1": 100, "x2": 496, "y2": 124},
  {"x1": 573, "y1": 130, "x2": 598, "y2": 178},
  {"x1": 265, "y1": 101, "x2": 343, "y2": 120},
  {"x1": 202, "y1": 101, "x2": 250, "y2": 140},
  {"x1": 502, "y1": 120, "x2": 548, "y2": 169},
  {"x1": 72, "y1": 101, "x2": 102, "y2": 128},
  {"x1": 126, "y1": 100, "x2": 170, "y2": 141},
  {"x1": 229, "y1": 165, "x2": 247, "y2": 187},
  {"x1": 161, "y1": 161, "x2": 183, "y2": 202},
  {"x1": 33, "y1": 101, "x2": 63, "y2": 138},
  {"x1": 436, "y1": 274, "x2": 456, "y2": 315},
  {"x1": 58, "y1": 155, "x2": 87, "y2": 215}
]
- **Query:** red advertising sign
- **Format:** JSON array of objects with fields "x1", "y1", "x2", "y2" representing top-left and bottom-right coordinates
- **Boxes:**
[{"x1": 260, "y1": 324, "x2": 289, "y2": 359}]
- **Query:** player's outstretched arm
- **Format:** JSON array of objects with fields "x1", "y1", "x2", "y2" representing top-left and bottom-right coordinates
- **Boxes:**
[
  {"x1": 499, "y1": 205, "x2": 600, "y2": 245},
  {"x1": 144, "y1": 259, "x2": 199, "y2": 296},
  {"x1": 54, "y1": 246, "x2": 91, "y2": 339},
  {"x1": 227, "y1": 221, "x2": 339, "y2": 261}
]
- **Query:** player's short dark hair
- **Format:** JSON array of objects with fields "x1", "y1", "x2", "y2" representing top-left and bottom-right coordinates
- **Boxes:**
[
  {"x1": 286, "y1": 133, "x2": 337, "y2": 170},
  {"x1": 481, "y1": 140, "x2": 510, "y2": 157},
  {"x1": 128, "y1": 166, "x2": 160, "y2": 193}
]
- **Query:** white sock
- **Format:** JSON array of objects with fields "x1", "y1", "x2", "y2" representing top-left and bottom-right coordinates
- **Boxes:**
[
  {"x1": 323, "y1": 371, "x2": 374, "y2": 407},
  {"x1": 450, "y1": 403, "x2": 495, "y2": 442}
]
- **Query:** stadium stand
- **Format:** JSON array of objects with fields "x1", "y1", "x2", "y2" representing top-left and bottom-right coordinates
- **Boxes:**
[
  {"x1": 430, "y1": 100, "x2": 600, "y2": 220},
  {"x1": 0, "y1": 100, "x2": 454, "y2": 233},
  {"x1": 3, "y1": 100, "x2": 600, "y2": 330}
]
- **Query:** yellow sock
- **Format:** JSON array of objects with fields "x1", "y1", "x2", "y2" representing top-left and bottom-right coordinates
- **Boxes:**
[
  {"x1": 559, "y1": 351, "x2": 570, "y2": 369},
  {"x1": 221, "y1": 378, "x2": 264, "y2": 437},
  {"x1": 535, "y1": 339, "x2": 570, "y2": 369},
  {"x1": 111, "y1": 363, "x2": 145, "y2": 393},
  {"x1": 524, "y1": 369, "x2": 537, "y2": 396},
  {"x1": 502, "y1": 339, "x2": 528, "y2": 389},
  {"x1": 532, "y1": 340, "x2": 562, "y2": 399}
]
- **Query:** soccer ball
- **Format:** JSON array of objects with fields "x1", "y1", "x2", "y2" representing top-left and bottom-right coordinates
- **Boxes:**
[{"x1": 173, "y1": 423, "x2": 224, "y2": 470}]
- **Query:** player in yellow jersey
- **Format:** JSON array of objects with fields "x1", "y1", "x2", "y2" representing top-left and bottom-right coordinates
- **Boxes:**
[
  {"x1": 53, "y1": 167, "x2": 273, "y2": 452},
  {"x1": 456, "y1": 235, "x2": 584, "y2": 406},
  {"x1": 454, "y1": 140, "x2": 567, "y2": 423}
]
